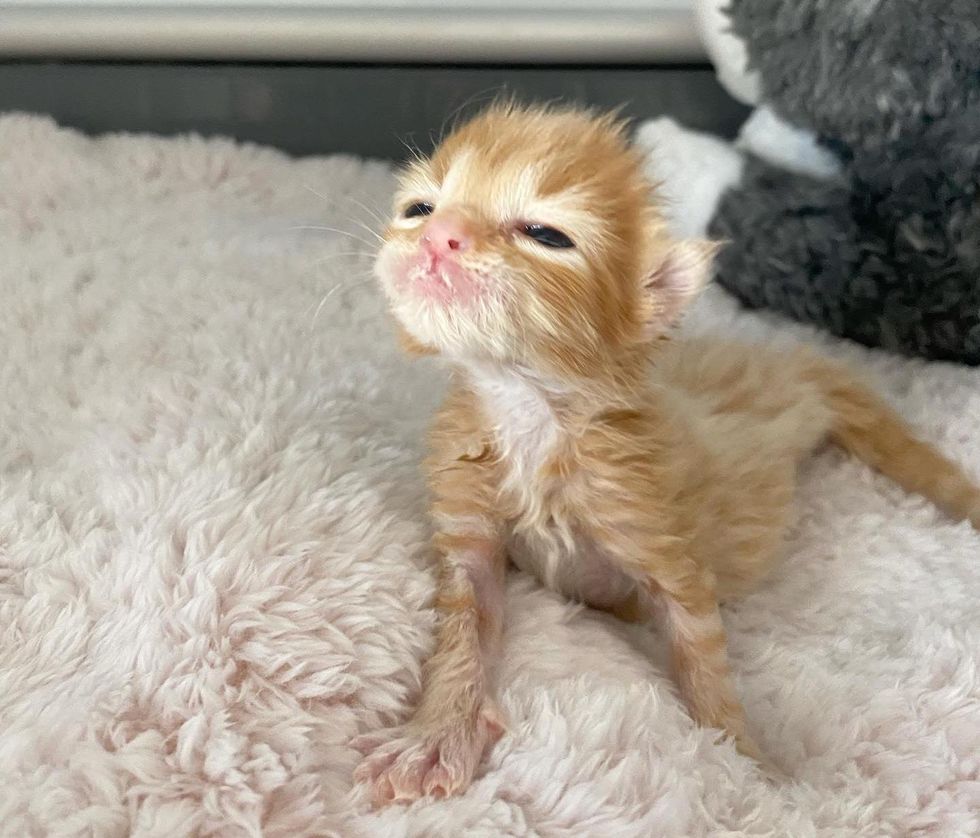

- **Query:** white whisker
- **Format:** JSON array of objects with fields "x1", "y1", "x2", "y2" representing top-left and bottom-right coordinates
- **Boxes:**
[
  {"x1": 302, "y1": 183, "x2": 333, "y2": 204},
  {"x1": 348, "y1": 219, "x2": 385, "y2": 246},
  {"x1": 285, "y1": 224, "x2": 378, "y2": 249},
  {"x1": 308, "y1": 250, "x2": 373, "y2": 263},
  {"x1": 343, "y1": 194, "x2": 390, "y2": 229},
  {"x1": 302, "y1": 184, "x2": 390, "y2": 235},
  {"x1": 306, "y1": 272, "x2": 378, "y2": 331},
  {"x1": 308, "y1": 292, "x2": 332, "y2": 329}
]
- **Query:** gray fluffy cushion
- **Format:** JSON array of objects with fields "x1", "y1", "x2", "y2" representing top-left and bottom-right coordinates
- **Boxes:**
[{"x1": 710, "y1": 0, "x2": 980, "y2": 363}]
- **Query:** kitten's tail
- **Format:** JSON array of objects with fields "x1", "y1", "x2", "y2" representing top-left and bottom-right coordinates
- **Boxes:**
[{"x1": 808, "y1": 359, "x2": 980, "y2": 529}]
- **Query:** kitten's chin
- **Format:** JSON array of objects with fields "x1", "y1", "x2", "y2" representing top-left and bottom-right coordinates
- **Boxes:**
[{"x1": 386, "y1": 299, "x2": 517, "y2": 367}]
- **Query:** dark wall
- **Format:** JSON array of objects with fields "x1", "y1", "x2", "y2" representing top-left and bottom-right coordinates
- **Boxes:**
[{"x1": 0, "y1": 62, "x2": 747, "y2": 159}]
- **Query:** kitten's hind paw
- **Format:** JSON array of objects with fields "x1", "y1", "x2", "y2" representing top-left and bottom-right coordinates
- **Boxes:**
[{"x1": 734, "y1": 734, "x2": 790, "y2": 784}]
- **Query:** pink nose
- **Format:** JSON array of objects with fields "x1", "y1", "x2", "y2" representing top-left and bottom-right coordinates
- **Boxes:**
[{"x1": 422, "y1": 215, "x2": 471, "y2": 256}]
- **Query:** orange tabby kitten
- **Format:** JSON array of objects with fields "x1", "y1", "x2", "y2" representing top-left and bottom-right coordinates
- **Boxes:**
[{"x1": 354, "y1": 103, "x2": 980, "y2": 805}]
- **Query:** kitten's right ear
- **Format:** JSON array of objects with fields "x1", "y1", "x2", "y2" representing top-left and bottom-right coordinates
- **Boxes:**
[
  {"x1": 396, "y1": 323, "x2": 439, "y2": 357},
  {"x1": 638, "y1": 238, "x2": 720, "y2": 340}
]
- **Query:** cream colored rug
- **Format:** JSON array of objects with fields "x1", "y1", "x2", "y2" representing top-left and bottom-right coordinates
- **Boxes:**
[{"x1": 1, "y1": 114, "x2": 978, "y2": 837}]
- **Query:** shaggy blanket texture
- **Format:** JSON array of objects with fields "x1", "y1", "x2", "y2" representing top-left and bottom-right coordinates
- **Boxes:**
[{"x1": 2, "y1": 114, "x2": 979, "y2": 837}]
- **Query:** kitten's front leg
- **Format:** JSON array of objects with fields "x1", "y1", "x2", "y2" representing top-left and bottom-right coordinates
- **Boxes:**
[{"x1": 354, "y1": 502, "x2": 507, "y2": 806}]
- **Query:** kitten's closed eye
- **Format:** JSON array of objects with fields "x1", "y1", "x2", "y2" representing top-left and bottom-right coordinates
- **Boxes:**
[
  {"x1": 405, "y1": 202, "x2": 434, "y2": 219},
  {"x1": 520, "y1": 223, "x2": 575, "y2": 249}
]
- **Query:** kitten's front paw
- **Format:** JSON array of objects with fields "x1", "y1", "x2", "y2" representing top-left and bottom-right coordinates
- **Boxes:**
[{"x1": 353, "y1": 703, "x2": 505, "y2": 807}]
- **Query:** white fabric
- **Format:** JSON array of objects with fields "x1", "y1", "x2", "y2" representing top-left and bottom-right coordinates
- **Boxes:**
[
  {"x1": 692, "y1": 0, "x2": 760, "y2": 105},
  {"x1": 636, "y1": 113, "x2": 842, "y2": 242},
  {"x1": 736, "y1": 106, "x2": 843, "y2": 180},
  {"x1": 690, "y1": 0, "x2": 836, "y2": 184},
  {"x1": 2, "y1": 114, "x2": 979, "y2": 837},
  {"x1": 637, "y1": 117, "x2": 745, "y2": 237}
]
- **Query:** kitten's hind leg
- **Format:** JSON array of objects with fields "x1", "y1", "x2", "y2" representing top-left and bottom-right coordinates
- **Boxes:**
[
  {"x1": 808, "y1": 358, "x2": 980, "y2": 529},
  {"x1": 587, "y1": 516, "x2": 779, "y2": 775},
  {"x1": 652, "y1": 565, "x2": 765, "y2": 762}
]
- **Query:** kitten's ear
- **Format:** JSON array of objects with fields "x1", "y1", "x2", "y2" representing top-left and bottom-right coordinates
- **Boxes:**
[{"x1": 639, "y1": 239, "x2": 720, "y2": 340}]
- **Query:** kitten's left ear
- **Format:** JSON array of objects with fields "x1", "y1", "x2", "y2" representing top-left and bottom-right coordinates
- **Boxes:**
[{"x1": 639, "y1": 238, "x2": 720, "y2": 340}]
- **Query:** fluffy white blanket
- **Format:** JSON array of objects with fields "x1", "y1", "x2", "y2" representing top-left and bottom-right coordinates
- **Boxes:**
[{"x1": 1, "y1": 114, "x2": 978, "y2": 837}]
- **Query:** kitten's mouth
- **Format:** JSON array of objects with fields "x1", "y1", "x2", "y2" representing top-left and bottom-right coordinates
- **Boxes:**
[{"x1": 396, "y1": 251, "x2": 483, "y2": 305}]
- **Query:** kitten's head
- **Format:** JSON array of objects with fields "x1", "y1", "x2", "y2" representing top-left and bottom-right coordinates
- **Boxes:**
[{"x1": 375, "y1": 102, "x2": 715, "y2": 379}]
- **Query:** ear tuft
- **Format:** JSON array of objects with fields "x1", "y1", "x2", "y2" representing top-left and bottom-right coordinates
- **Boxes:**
[{"x1": 639, "y1": 239, "x2": 720, "y2": 340}]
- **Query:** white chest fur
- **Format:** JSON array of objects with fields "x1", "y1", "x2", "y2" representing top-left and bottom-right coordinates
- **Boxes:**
[
  {"x1": 468, "y1": 363, "x2": 563, "y2": 491},
  {"x1": 469, "y1": 363, "x2": 568, "y2": 587},
  {"x1": 465, "y1": 363, "x2": 637, "y2": 607}
]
